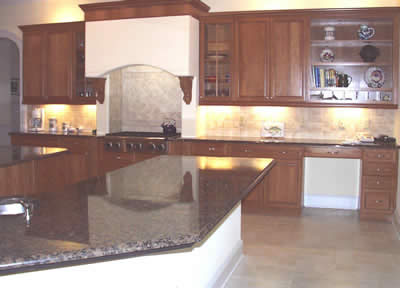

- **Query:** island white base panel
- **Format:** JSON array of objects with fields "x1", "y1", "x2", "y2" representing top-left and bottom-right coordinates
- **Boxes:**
[{"x1": 1, "y1": 204, "x2": 243, "y2": 288}]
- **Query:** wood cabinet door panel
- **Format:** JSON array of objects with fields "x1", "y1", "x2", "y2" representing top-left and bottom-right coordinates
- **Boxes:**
[
  {"x1": 237, "y1": 18, "x2": 268, "y2": 101},
  {"x1": 46, "y1": 31, "x2": 73, "y2": 103},
  {"x1": 265, "y1": 160, "x2": 300, "y2": 207},
  {"x1": 23, "y1": 32, "x2": 45, "y2": 104},
  {"x1": 270, "y1": 17, "x2": 306, "y2": 101},
  {"x1": 363, "y1": 149, "x2": 397, "y2": 162},
  {"x1": 190, "y1": 142, "x2": 227, "y2": 156},
  {"x1": 365, "y1": 192, "x2": 390, "y2": 211},
  {"x1": 362, "y1": 175, "x2": 396, "y2": 191}
]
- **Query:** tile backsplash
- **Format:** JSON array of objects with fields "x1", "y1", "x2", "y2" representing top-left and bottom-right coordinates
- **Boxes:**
[
  {"x1": 108, "y1": 65, "x2": 182, "y2": 133},
  {"x1": 26, "y1": 104, "x2": 96, "y2": 132},
  {"x1": 197, "y1": 106, "x2": 396, "y2": 139}
]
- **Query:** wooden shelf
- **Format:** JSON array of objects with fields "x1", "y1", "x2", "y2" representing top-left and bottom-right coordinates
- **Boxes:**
[
  {"x1": 310, "y1": 87, "x2": 392, "y2": 92},
  {"x1": 312, "y1": 62, "x2": 392, "y2": 67},
  {"x1": 311, "y1": 40, "x2": 392, "y2": 47}
]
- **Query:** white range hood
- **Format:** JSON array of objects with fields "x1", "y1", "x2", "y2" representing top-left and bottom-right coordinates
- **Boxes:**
[{"x1": 85, "y1": 16, "x2": 199, "y2": 137}]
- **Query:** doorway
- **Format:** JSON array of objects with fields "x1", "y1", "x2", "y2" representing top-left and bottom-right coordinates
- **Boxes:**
[{"x1": 0, "y1": 37, "x2": 20, "y2": 145}]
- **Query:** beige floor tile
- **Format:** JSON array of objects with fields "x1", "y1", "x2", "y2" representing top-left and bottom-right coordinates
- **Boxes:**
[{"x1": 227, "y1": 208, "x2": 400, "y2": 288}]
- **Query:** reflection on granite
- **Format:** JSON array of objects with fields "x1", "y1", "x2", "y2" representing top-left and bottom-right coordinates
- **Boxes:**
[
  {"x1": 177, "y1": 136, "x2": 397, "y2": 148},
  {"x1": 0, "y1": 156, "x2": 274, "y2": 274},
  {"x1": 10, "y1": 131, "x2": 96, "y2": 137},
  {"x1": 0, "y1": 146, "x2": 68, "y2": 168}
]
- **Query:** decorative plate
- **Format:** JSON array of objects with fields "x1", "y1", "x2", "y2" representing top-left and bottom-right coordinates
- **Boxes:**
[
  {"x1": 207, "y1": 54, "x2": 228, "y2": 61},
  {"x1": 364, "y1": 67, "x2": 385, "y2": 88},
  {"x1": 320, "y1": 48, "x2": 335, "y2": 62}
]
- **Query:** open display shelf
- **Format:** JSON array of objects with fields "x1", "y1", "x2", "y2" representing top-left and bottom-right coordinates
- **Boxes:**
[{"x1": 309, "y1": 17, "x2": 396, "y2": 106}]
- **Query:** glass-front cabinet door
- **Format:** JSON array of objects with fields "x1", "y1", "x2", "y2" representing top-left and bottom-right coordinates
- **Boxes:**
[
  {"x1": 200, "y1": 18, "x2": 234, "y2": 104},
  {"x1": 309, "y1": 15, "x2": 397, "y2": 107}
]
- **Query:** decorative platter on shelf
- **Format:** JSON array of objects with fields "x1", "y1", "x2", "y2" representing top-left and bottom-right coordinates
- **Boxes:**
[
  {"x1": 364, "y1": 66, "x2": 385, "y2": 88},
  {"x1": 207, "y1": 54, "x2": 228, "y2": 61}
]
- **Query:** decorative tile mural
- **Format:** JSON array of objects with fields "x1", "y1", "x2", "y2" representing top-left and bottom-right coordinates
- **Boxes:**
[
  {"x1": 108, "y1": 65, "x2": 182, "y2": 133},
  {"x1": 197, "y1": 106, "x2": 396, "y2": 139}
]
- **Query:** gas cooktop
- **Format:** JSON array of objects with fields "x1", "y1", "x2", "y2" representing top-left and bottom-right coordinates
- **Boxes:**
[{"x1": 106, "y1": 131, "x2": 180, "y2": 138}]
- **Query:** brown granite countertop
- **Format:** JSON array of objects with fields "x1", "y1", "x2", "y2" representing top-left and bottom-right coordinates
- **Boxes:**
[
  {"x1": 0, "y1": 146, "x2": 68, "y2": 168},
  {"x1": 0, "y1": 155, "x2": 275, "y2": 275},
  {"x1": 176, "y1": 136, "x2": 397, "y2": 148},
  {"x1": 10, "y1": 130, "x2": 96, "y2": 137}
]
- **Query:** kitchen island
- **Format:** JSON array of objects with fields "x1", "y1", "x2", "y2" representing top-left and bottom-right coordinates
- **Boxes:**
[{"x1": 0, "y1": 155, "x2": 274, "y2": 287}]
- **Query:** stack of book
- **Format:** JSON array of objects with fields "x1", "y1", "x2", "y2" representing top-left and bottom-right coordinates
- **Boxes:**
[{"x1": 312, "y1": 66, "x2": 337, "y2": 88}]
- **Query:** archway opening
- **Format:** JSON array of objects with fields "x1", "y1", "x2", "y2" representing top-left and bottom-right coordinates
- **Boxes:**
[{"x1": 0, "y1": 37, "x2": 20, "y2": 145}]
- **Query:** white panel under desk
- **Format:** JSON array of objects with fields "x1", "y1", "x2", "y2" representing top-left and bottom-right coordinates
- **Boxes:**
[{"x1": 304, "y1": 157, "x2": 361, "y2": 210}]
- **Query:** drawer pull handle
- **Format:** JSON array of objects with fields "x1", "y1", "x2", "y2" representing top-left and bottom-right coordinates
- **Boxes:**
[
  {"x1": 208, "y1": 147, "x2": 216, "y2": 151},
  {"x1": 328, "y1": 151, "x2": 339, "y2": 154},
  {"x1": 116, "y1": 156, "x2": 121, "y2": 160},
  {"x1": 244, "y1": 149, "x2": 251, "y2": 153},
  {"x1": 375, "y1": 200, "x2": 384, "y2": 204},
  {"x1": 376, "y1": 168, "x2": 381, "y2": 172},
  {"x1": 281, "y1": 151, "x2": 287, "y2": 154},
  {"x1": 377, "y1": 154, "x2": 382, "y2": 158},
  {"x1": 376, "y1": 181, "x2": 380, "y2": 185}
]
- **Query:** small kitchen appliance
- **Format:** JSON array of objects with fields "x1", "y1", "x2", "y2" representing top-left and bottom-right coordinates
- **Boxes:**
[
  {"x1": 30, "y1": 108, "x2": 44, "y2": 131},
  {"x1": 49, "y1": 118, "x2": 57, "y2": 132}
]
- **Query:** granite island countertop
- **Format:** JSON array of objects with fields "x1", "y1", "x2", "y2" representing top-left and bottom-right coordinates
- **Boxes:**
[
  {"x1": 0, "y1": 146, "x2": 68, "y2": 168},
  {"x1": 0, "y1": 155, "x2": 274, "y2": 275}
]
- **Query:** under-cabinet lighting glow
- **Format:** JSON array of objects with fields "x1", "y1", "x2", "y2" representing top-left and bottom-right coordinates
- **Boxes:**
[
  {"x1": 44, "y1": 105, "x2": 68, "y2": 115},
  {"x1": 251, "y1": 106, "x2": 288, "y2": 121},
  {"x1": 198, "y1": 157, "x2": 233, "y2": 170}
]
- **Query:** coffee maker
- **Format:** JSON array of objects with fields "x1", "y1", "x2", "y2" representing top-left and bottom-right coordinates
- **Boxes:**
[{"x1": 30, "y1": 108, "x2": 44, "y2": 131}]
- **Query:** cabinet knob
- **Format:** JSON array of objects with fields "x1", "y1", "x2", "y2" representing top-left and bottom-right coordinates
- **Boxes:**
[
  {"x1": 377, "y1": 154, "x2": 382, "y2": 158},
  {"x1": 244, "y1": 149, "x2": 251, "y2": 153},
  {"x1": 375, "y1": 200, "x2": 383, "y2": 204},
  {"x1": 116, "y1": 156, "x2": 121, "y2": 160},
  {"x1": 281, "y1": 151, "x2": 287, "y2": 154},
  {"x1": 377, "y1": 168, "x2": 381, "y2": 172},
  {"x1": 208, "y1": 147, "x2": 215, "y2": 151},
  {"x1": 376, "y1": 181, "x2": 380, "y2": 185}
]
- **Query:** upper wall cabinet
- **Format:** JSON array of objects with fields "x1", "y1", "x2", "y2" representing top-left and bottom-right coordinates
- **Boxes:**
[
  {"x1": 199, "y1": 8, "x2": 399, "y2": 108},
  {"x1": 309, "y1": 13, "x2": 398, "y2": 108},
  {"x1": 199, "y1": 17, "x2": 235, "y2": 103},
  {"x1": 20, "y1": 22, "x2": 95, "y2": 105}
]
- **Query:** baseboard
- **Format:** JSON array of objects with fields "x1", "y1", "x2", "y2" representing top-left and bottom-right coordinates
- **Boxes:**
[
  {"x1": 304, "y1": 194, "x2": 359, "y2": 210},
  {"x1": 393, "y1": 210, "x2": 400, "y2": 240},
  {"x1": 210, "y1": 240, "x2": 243, "y2": 288}
]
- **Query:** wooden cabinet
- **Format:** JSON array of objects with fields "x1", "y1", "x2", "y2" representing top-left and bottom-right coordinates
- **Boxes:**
[
  {"x1": 236, "y1": 17, "x2": 268, "y2": 102},
  {"x1": 270, "y1": 17, "x2": 307, "y2": 102},
  {"x1": 20, "y1": 22, "x2": 98, "y2": 105},
  {"x1": 189, "y1": 142, "x2": 228, "y2": 156},
  {"x1": 10, "y1": 134, "x2": 99, "y2": 182},
  {"x1": 199, "y1": 8, "x2": 399, "y2": 108},
  {"x1": 200, "y1": 17, "x2": 235, "y2": 103},
  {"x1": 360, "y1": 148, "x2": 398, "y2": 220}
]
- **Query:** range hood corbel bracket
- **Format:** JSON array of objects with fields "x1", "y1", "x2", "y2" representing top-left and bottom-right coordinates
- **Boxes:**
[{"x1": 178, "y1": 76, "x2": 194, "y2": 105}]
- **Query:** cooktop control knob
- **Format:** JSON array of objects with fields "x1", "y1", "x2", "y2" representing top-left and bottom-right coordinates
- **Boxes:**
[
  {"x1": 148, "y1": 143, "x2": 157, "y2": 151},
  {"x1": 105, "y1": 142, "x2": 113, "y2": 150},
  {"x1": 156, "y1": 143, "x2": 166, "y2": 152},
  {"x1": 134, "y1": 143, "x2": 143, "y2": 151},
  {"x1": 114, "y1": 142, "x2": 121, "y2": 150},
  {"x1": 126, "y1": 143, "x2": 134, "y2": 150}
]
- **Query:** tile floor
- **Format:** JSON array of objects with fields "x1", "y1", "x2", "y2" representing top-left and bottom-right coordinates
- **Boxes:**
[{"x1": 225, "y1": 208, "x2": 400, "y2": 288}]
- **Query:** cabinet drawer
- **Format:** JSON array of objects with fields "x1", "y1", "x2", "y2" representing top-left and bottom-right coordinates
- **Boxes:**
[
  {"x1": 304, "y1": 146, "x2": 362, "y2": 158},
  {"x1": 103, "y1": 151, "x2": 134, "y2": 161},
  {"x1": 60, "y1": 137, "x2": 90, "y2": 153},
  {"x1": 363, "y1": 162, "x2": 396, "y2": 176},
  {"x1": 231, "y1": 144, "x2": 302, "y2": 159},
  {"x1": 363, "y1": 149, "x2": 396, "y2": 162},
  {"x1": 11, "y1": 135, "x2": 60, "y2": 147},
  {"x1": 231, "y1": 143, "x2": 274, "y2": 158},
  {"x1": 362, "y1": 176, "x2": 396, "y2": 191},
  {"x1": 365, "y1": 192, "x2": 390, "y2": 210},
  {"x1": 190, "y1": 142, "x2": 227, "y2": 156}
]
